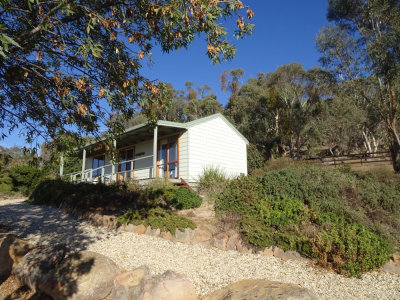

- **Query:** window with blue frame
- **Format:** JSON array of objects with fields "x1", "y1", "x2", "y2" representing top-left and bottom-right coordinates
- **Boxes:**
[{"x1": 92, "y1": 155, "x2": 105, "y2": 177}]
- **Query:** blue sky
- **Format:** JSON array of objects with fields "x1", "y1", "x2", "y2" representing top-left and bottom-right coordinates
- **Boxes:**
[
  {"x1": 2, "y1": 0, "x2": 329, "y2": 148},
  {"x1": 142, "y1": 0, "x2": 329, "y2": 105}
]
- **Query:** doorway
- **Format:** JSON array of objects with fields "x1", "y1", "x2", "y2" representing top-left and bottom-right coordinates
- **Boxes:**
[{"x1": 157, "y1": 136, "x2": 178, "y2": 178}]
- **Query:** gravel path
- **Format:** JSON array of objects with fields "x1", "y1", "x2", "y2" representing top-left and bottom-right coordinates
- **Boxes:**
[{"x1": 1, "y1": 198, "x2": 399, "y2": 299}]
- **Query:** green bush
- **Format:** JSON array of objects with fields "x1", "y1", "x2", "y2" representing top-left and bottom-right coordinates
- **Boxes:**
[
  {"x1": 145, "y1": 207, "x2": 196, "y2": 234},
  {"x1": 198, "y1": 166, "x2": 229, "y2": 196},
  {"x1": 9, "y1": 164, "x2": 48, "y2": 196},
  {"x1": 139, "y1": 185, "x2": 177, "y2": 208},
  {"x1": 30, "y1": 179, "x2": 138, "y2": 211},
  {"x1": 247, "y1": 144, "x2": 265, "y2": 173},
  {"x1": 117, "y1": 208, "x2": 145, "y2": 225},
  {"x1": 117, "y1": 207, "x2": 196, "y2": 234},
  {"x1": 0, "y1": 173, "x2": 13, "y2": 194},
  {"x1": 171, "y1": 187, "x2": 203, "y2": 209},
  {"x1": 215, "y1": 166, "x2": 399, "y2": 276}
]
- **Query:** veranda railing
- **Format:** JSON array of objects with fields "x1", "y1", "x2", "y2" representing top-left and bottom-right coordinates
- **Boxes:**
[{"x1": 64, "y1": 154, "x2": 155, "y2": 183}]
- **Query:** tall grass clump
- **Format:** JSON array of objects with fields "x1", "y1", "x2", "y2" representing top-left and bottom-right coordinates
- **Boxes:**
[
  {"x1": 215, "y1": 166, "x2": 399, "y2": 276},
  {"x1": 198, "y1": 166, "x2": 229, "y2": 197}
]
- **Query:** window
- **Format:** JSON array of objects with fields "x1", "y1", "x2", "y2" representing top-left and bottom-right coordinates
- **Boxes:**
[
  {"x1": 92, "y1": 155, "x2": 105, "y2": 177},
  {"x1": 157, "y1": 136, "x2": 178, "y2": 178}
]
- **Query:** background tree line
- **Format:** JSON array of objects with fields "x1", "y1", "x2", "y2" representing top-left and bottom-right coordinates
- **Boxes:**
[
  {"x1": 1, "y1": 0, "x2": 399, "y2": 173},
  {"x1": 129, "y1": 0, "x2": 400, "y2": 172}
]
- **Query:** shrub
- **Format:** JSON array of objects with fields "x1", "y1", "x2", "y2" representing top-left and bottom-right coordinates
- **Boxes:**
[
  {"x1": 9, "y1": 165, "x2": 48, "y2": 195},
  {"x1": 145, "y1": 207, "x2": 196, "y2": 234},
  {"x1": 198, "y1": 166, "x2": 229, "y2": 196},
  {"x1": 215, "y1": 166, "x2": 399, "y2": 276},
  {"x1": 117, "y1": 208, "x2": 144, "y2": 225},
  {"x1": 139, "y1": 185, "x2": 177, "y2": 209},
  {"x1": 117, "y1": 207, "x2": 196, "y2": 234},
  {"x1": 247, "y1": 144, "x2": 265, "y2": 173},
  {"x1": 0, "y1": 173, "x2": 13, "y2": 194},
  {"x1": 30, "y1": 179, "x2": 138, "y2": 211},
  {"x1": 171, "y1": 187, "x2": 203, "y2": 209}
]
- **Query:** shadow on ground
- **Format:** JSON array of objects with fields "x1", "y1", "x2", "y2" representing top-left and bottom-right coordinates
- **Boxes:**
[
  {"x1": 0, "y1": 199, "x2": 115, "y2": 299},
  {"x1": 0, "y1": 199, "x2": 115, "y2": 249}
]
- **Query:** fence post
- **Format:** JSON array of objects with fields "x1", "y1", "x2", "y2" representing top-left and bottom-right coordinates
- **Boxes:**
[{"x1": 101, "y1": 166, "x2": 105, "y2": 183}]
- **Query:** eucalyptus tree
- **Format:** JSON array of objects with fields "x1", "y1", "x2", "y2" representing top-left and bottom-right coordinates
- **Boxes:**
[
  {"x1": 324, "y1": 0, "x2": 400, "y2": 170},
  {"x1": 225, "y1": 63, "x2": 328, "y2": 159},
  {"x1": 316, "y1": 23, "x2": 385, "y2": 155},
  {"x1": 0, "y1": 0, "x2": 254, "y2": 152}
]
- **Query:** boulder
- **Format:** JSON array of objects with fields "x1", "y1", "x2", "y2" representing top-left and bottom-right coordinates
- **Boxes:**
[
  {"x1": 13, "y1": 244, "x2": 67, "y2": 291},
  {"x1": 126, "y1": 224, "x2": 137, "y2": 232},
  {"x1": 0, "y1": 234, "x2": 34, "y2": 280},
  {"x1": 192, "y1": 229, "x2": 212, "y2": 247},
  {"x1": 145, "y1": 227, "x2": 161, "y2": 237},
  {"x1": 226, "y1": 233, "x2": 240, "y2": 251},
  {"x1": 160, "y1": 231, "x2": 174, "y2": 241},
  {"x1": 175, "y1": 229, "x2": 193, "y2": 244},
  {"x1": 236, "y1": 241, "x2": 253, "y2": 254},
  {"x1": 137, "y1": 270, "x2": 198, "y2": 300},
  {"x1": 203, "y1": 279, "x2": 318, "y2": 300},
  {"x1": 258, "y1": 246, "x2": 274, "y2": 257},
  {"x1": 111, "y1": 266, "x2": 149, "y2": 300},
  {"x1": 133, "y1": 224, "x2": 147, "y2": 234},
  {"x1": 382, "y1": 254, "x2": 400, "y2": 275},
  {"x1": 102, "y1": 215, "x2": 117, "y2": 227},
  {"x1": 40, "y1": 250, "x2": 120, "y2": 300},
  {"x1": 273, "y1": 246, "x2": 302, "y2": 261},
  {"x1": 211, "y1": 233, "x2": 229, "y2": 251}
]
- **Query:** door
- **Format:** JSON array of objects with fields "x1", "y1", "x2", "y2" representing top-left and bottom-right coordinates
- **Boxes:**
[
  {"x1": 118, "y1": 148, "x2": 135, "y2": 181},
  {"x1": 157, "y1": 136, "x2": 178, "y2": 178},
  {"x1": 92, "y1": 155, "x2": 105, "y2": 178}
]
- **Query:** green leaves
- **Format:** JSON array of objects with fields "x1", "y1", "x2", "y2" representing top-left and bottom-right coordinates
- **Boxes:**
[{"x1": 0, "y1": 33, "x2": 21, "y2": 59}]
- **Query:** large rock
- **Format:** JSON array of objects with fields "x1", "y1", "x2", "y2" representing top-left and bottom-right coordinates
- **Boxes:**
[
  {"x1": 175, "y1": 229, "x2": 194, "y2": 244},
  {"x1": 160, "y1": 231, "x2": 174, "y2": 241},
  {"x1": 192, "y1": 229, "x2": 212, "y2": 247},
  {"x1": 0, "y1": 234, "x2": 34, "y2": 280},
  {"x1": 258, "y1": 246, "x2": 274, "y2": 257},
  {"x1": 137, "y1": 270, "x2": 198, "y2": 300},
  {"x1": 383, "y1": 253, "x2": 400, "y2": 275},
  {"x1": 40, "y1": 250, "x2": 120, "y2": 300},
  {"x1": 204, "y1": 279, "x2": 318, "y2": 300},
  {"x1": 226, "y1": 233, "x2": 241, "y2": 251},
  {"x1": 145, "y1": 227, "x2": 161, "y2": 237},
  {"x1": 273, "y1": 246, "x2": 302, "y2": 261},
  {"x1": 111, "y1": 266, "x2": 149, "y2": 300},
  {"x1": 211, "y1": 233, "x2": 229, "y2": 251},
  {"x1": 133, "y1": 224, "x2": 147, "y2": 234},
  {"x1": 13, "y1": 244, "x2": 67, "y2": 291}
]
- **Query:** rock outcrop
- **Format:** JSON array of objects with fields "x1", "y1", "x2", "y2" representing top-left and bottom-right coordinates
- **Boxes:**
[
  {"x1": 0, "y1": 233, "x2": 34, "y2": 281},
  {"x1": 204, "y1": 279, "x2": 319, "y2": 300},
  {"x1": 41, "y1": 250, "x2": 120, "y2": 300},
  {"x1": 137, "y1": 270, "x2": 198, "y2": 300}
]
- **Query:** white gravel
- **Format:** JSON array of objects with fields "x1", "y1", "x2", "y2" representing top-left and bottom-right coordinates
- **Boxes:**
[{"x1": 1, "y1": 198, "x2": 399, "y2": 299}]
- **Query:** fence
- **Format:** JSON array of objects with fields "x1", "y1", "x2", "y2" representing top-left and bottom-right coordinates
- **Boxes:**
[{"x1": 307, "y1": 151, "x2": 392, "y2": 167}]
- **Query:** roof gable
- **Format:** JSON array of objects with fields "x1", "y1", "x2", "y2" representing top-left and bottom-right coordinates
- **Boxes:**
[{"x1": 185, "y1": 113, "x2": 249, "y2": 144}]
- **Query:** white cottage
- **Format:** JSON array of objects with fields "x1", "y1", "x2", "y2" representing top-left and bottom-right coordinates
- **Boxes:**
[{"x1": 62, "y1": 113, "x2": 248, "y2": 186}]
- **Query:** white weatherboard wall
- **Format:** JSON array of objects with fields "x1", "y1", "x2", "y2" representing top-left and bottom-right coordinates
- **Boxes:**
[{"x1": 187, "y1": 117, "x2": 247, "y2": 183}]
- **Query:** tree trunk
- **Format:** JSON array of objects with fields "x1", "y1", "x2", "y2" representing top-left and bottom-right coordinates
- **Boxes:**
[
  {"x1": 389, "y1": 141, "x2": 400, "y2": 172},
  {"x1": 387, "y1": 118, "x2": 400, "y2": 172}
]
